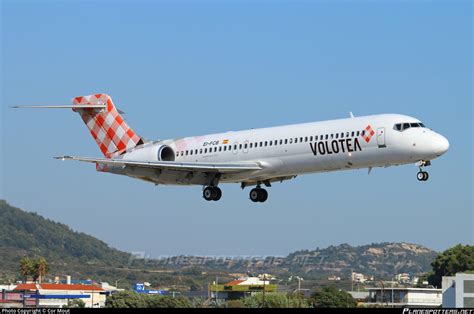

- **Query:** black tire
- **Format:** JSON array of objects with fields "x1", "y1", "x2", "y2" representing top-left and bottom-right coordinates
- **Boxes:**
[
  {"x1": 417, "y1": 171, "x2": 425, "y2": 181},
  {"x1": 203, "y1": 187, "x2": 214, "y2": 201},
  {"x1": 258, "y1": 189, "x2": 268, "y2": 202},
  {"x1": 422, "y1": 171, "x2": 429, "y2": 181},
  {"x1": 249, "y1": 188, "x2": 260, "y2": 202},
  {"x1": 213, "y1": 187, "x2": 222, "y2": 201}
]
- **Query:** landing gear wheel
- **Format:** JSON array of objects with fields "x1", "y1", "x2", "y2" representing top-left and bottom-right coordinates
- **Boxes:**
[
  {"x1": 213, "y1": 187, "x2": 222, "y2": 201},
  {"x1": 203, "y1": 187, "x2": 214, "y2": 201},
  {"x1": 417, "y1": 171, "x2": 429, "y2": 181},
  {"x1": 250, "y1": 188, "x2": 260, "y2": 202},
  {"x1": 259, "y1": 189, "x2": 268, "y2": 202},
  {"x1": 422, "y1": 171, "x2": 429, "y2": 181},
  {"x1": 417, "y1": 171, "x2": 425, "y2": 181},
  {"x1": 249, "y1": 188, "x2": 268, "y2": 203}
]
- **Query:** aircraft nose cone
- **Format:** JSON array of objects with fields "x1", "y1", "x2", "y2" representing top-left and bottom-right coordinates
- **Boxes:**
[{"x1": 433, "y1": 134, "x2": 449, "y2": 155}]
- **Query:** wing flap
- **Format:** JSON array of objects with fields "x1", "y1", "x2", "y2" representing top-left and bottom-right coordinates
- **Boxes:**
[{"x1": 55, "y1": 155, "x2": 262, "y2": 173}]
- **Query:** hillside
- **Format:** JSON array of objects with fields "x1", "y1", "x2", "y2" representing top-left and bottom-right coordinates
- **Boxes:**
[
  {"x1": 0, "y1": 200, "x2": 132, "y2": 282},
  {"x1": 282, "y1": 242, "x2": 437, "y2": 279},
  {"x1": 0, "y1": 200, "x2": 438, "y2": 288}
]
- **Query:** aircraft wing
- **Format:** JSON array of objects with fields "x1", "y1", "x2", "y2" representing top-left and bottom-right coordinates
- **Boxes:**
[{"x1": 54, "y1": 155, "x2": 262, "y2": 173}]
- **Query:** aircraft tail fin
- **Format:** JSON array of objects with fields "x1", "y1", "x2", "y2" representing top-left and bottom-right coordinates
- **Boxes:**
[{"x1": 72, "y1": 94, "x2": 144, "y2": 158}]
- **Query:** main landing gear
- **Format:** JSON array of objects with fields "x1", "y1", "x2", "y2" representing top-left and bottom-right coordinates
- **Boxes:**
[
  {"x1": 249, "y1": 187, "x2": 268, "y2": 203},
  {"x1": 203, "y1": 186, "x2": 222, "y2": 201},
  {"x1": 416, "y1": 160, "x2": 431, "y2": 182}
]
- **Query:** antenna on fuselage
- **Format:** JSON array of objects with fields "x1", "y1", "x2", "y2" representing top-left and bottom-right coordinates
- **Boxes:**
[{"x1": 349, "y1": 112, "x2": 355, "y2": 118}]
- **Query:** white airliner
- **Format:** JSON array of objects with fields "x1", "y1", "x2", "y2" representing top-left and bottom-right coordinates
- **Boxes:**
[{"x1": 14, "y1": 93, "x2": 449, "y2": 202}]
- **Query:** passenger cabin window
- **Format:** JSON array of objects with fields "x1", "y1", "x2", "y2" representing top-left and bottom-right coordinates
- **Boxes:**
[{"x1": 285, "y1": 139, "x2": 288, "y2": 144}]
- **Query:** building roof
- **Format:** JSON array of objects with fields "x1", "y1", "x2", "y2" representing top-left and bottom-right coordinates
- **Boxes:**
[
  {"x1": 14, "y1": 283, "x2": 104, "y2": 291},
  {"x1": 226, "y1": 280, "x2": 246, "y2": 286},
  {"x1": 14, "y1": 284, "x2": 38, "y2": 291}
]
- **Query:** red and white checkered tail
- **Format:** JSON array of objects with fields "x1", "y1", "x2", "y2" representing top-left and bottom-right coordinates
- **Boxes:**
[{"x1": 72, "y1": 94, "x2": 143, "y2": 158}]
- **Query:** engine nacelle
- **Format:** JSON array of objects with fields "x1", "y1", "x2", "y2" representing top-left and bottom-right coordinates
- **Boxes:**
[{"x1": 122, "y1": 144, "x2": 175, "y2": 162}]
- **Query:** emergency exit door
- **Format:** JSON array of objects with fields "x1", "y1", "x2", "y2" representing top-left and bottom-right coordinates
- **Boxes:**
[{"x1": 377, "y1": 127, "x2": 386, "y2": 148}]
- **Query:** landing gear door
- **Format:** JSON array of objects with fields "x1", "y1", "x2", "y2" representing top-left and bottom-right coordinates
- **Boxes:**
[{"x1": 377, "y1": 127, "x2": 386, "y2": 148}]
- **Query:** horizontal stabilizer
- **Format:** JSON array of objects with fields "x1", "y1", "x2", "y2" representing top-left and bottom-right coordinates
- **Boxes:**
[{"x1": 11, "y1": 104, "x2": 106, "y2": 109}]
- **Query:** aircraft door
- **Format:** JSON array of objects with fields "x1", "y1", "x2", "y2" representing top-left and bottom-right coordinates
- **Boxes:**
[{"x1": 377, "y1": 127, "x2": 386, "y2": 148}]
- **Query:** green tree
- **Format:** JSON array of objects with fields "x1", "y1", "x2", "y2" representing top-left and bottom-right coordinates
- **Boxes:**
[
  {"x1": 105, "y1": 291, "x2": 148, "y2": 308},
  {"x1": 427, "y1": 244, "x2": 474, "y2": 288},
  {"x1": 145, "y1": 295, "x2": 191, "y2": 308},
  {"x1": 105, "y1": 291, "x2": 191, "y2": 308},
  {"x1": 310, "y1": 286, "x2": 357, "y2": 308},
  {"x1": 19, "y1": 257, "x2": 33, "y2": 282},
  {"x1": 33, "y1": 258, "x2": 49, "y2": 283}
]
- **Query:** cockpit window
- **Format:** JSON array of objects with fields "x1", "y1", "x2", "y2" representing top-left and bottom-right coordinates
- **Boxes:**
[{"x1": 394, "y1": 122, "x2": 427, "y2": 132}]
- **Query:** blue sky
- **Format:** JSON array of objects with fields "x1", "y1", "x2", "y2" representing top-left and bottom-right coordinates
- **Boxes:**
[{"x1": 1, "y1": 0, "x2": 472, "y2": 257}]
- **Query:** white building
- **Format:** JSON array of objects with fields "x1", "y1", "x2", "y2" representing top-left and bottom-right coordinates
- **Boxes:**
[
  {"x1": 352, "y1": 272, "x2": 372, "y2": 283},
  {"x1": 366, "y1": 287, "x2": 442, "y2": 307},
  {"x1": 442, "y1": 273, "x2": 474, "y2": 308},
  {"x1": 395, "y1": 273, "x2": 411, "y2": 283},
  {"x1": 14, "y1": 283, "x2": 106, "y2": 308}
]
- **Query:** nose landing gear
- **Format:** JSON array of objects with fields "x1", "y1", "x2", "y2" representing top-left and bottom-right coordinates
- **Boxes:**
[
  {"x1": 417, "y1": 171, "x2": 429, "y2": 181},
  {"x1": 416, "y1": 160, "x2": 431, "y2": 181}
]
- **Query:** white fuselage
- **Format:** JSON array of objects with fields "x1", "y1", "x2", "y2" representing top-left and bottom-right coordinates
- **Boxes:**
[{"x1": 112, "y1": 113, "x2": 449, "y2": 186}]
